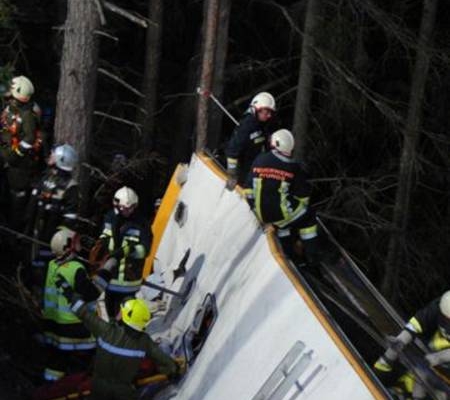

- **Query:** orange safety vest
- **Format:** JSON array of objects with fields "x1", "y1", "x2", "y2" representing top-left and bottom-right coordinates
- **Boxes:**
[{"x1": 1, "y1": 106, "x2": 43, "y2": 156}]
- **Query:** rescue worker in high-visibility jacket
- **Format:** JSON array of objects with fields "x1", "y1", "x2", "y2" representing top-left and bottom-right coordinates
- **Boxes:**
[
  {"x1": 374, "y1": 291, "x2": 450, "y2": 399},
  {"x1": 225, "y1": 92, "x2": 276, "y2": 188},
  {"x1": 244, "y1": 129, "x2": 320, "y2": 266},
  {"x1": 25, "y1": 144, "x2": 79, "y2": 298},
  {"x1": 42, "y1": 228, "x2": 100, "y2": 382},
  {"x1": 0, "y1": 76, "x2": 43, "y2": 231},
  {"x1": 98, "y1": 186, "x2": 150, "y2": 319},
  {"x1": 56, "y1": 275, "x2": 180, "y2": 400}
]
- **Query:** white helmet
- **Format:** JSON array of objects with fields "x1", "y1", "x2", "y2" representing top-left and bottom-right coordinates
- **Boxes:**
[
  {"x1": 250, "y1": 92, "x2": 276, "y2": 111},
  {"x1": 440, "y1": 291, "x2": 450, "y2": 319},
  {"x1": 270, "y1": 129, "x2": 295, "y2": 157},
  {"x1": 114, "y1": 186, "x2": 139, "y2": 217},
  {"x1": 10, "y1": 76, "x2": 34, "y2": 103},
  {"x1": 50, "y1": 229, "x2": 76, "y2": 257},
  {"x1": 53, "y1": 144, "x2": 78, "y2": 172}
]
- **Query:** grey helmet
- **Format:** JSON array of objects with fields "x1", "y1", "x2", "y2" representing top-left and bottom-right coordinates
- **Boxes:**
[{"x1": 53, "y1": 144, "x2": 78, "y2": 172}]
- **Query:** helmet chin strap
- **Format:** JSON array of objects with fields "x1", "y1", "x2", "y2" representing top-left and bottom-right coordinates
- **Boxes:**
[
  {"x1": 272, "y1": 147, "x2": 292, "y2": 158},
  {"x1": 56, "y1": 251, "x2": 75, "y2": 265}
]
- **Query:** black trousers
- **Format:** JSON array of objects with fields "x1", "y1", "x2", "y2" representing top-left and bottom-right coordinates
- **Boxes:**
[{"x1": 275, "y1": 208, "x2": 321, "y2": 266}]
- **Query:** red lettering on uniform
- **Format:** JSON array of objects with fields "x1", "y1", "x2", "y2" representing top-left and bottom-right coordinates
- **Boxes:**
[{"x1": 253, "y1": 167, "x2": 294, "y2": 180}]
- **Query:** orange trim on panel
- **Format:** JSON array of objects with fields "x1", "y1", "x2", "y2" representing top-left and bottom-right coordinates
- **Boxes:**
[
  {"x1": 198, "y1": 152, "x2": 246, "y2": 197},
  {"x1": 143, "y1": 165, "x2": 183, "y2": 277},
  {"x1": 265, "y1": 228, "x2": 386, "y2": 399},
  {"x1": 198, "y1": 152, "x2": 227, "y2": 181}
]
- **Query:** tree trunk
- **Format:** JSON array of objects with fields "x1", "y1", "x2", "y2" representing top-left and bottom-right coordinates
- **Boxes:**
[
  {"x1": 195, "y1": 0, "x2": 220, "y2": 152},
  {"x1": 54, "y1": 0, "x2": 100, "y2": 214},
  {"x1": 382, "y1": 0, "x2": 438, "y2": 300},
  {"x1": 292, "y1": 0, "x2": 321, "y2": 160},
  {"x1": 207, "y1": 0, "x2": 232, "y2": 152},
  {"x1": 171, "y1": 37, "x2": 202, "y2": 166},
  {"x1": 138, "y1": 0, "x2": 163, "y2": 151},
  {"x1": 54, "y1": 0, "x2": 100, "y2": 166}
]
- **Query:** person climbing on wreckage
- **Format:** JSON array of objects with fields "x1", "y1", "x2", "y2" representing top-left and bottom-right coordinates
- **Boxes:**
[
  {"x1": 244, "y1": 129, "x2": 321, "y2": 269},
  {"x1": 95, "y1": 186, "x2": 151, "y2": 320},
  {"x1": 225, "y1": 92, "x2": 276, "y2": 189},
  {"x1": 374, "y1": 290, "x2": 450, "y2": 399}
]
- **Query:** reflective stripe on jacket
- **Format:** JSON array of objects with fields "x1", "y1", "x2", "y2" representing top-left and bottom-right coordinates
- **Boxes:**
[{"x1": 43, "y1": 259, "x2": 95, "y2": 350}]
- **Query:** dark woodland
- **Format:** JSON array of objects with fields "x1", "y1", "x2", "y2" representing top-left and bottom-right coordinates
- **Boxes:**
[{"x1": 0, "y1": 0, "x2": 449, "y2": 397}]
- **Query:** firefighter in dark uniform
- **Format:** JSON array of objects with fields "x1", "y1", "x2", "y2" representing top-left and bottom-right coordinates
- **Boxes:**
[
  {"x1": 374, "y1": 291, "x2": 450, "y2": 399},
  {"x1": 24, "y1": 144, "x2": 79, "y2": 297},
  {"x1": 225, "y1": 92, "x2": 276, "y2": 188},
  {"x1": 42, "y1": 228, "x2": 100, "y2": 382},
  {"x1": 56, "y1": 272, "x2": 179, "y2": 400},
  {"x1": 0, "y1": 76, "x2": 43, "y2": 231},
  {"x1": 244, "y1": 129, "x2": 319, "y2": 266},
  {"x1": 98, "y1": 186, "x2": 150, "y2": 319}
]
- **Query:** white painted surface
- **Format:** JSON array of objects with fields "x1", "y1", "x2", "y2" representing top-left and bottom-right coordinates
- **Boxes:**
[{"x1": 142, "y1": 155, "x2": 379, "y2": 400}]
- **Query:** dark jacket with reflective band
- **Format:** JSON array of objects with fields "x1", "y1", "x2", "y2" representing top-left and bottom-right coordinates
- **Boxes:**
[
  {"x1": 100, "y1": 210, "x2": 150, "y2": 293},
  {"x1": 225, "y1": 112, "x2": 269, "y2": 180},
  {"x1": 245, "y1": 150, "x2": 312, "y2": 226},
  {"x1": 406, "y1": 298, "x2": 450, "y2": 352},
  {"x1": 26, "y1": 168, "x2": 79, "y2": 268},
  {"x1": 73, "y1": 301, "x2": 177, "y2": 385},
  {"x1": 43, "y1": 259, "x2": 99, "y2": 350}
]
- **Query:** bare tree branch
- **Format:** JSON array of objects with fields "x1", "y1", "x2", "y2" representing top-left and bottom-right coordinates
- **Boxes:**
[
  {"x1": 94, "y1": 111, "x2": 142, "y2": 133},
  {"x1": 98, "y1": 67, "x2": 144, "y2": 98},
  {"x1": 103, "y1": 1, "x2": 148, "y2": 28},
  {"x1": 227, "y1": 75, "x2": 290, "y2": 108},
  {"x1": 81, "y1": 162, "x2": 108, "y2": 180},
  {"x1": 94, "y1": 30, "x2": 118, "y2": 42},
  {"x1": 94, "y1": 0, "x2": 107, "y2": 25}
]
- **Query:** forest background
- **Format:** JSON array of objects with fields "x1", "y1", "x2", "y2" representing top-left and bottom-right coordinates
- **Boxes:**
[{"x1": 0, "y1": 0, "x2": 449, "y2": 396}]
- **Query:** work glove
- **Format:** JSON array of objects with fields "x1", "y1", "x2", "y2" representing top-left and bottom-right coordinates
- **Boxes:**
[
  {"x1": 386, "y1": 331, "x2": 412, "y2": 354},
  {"x1": 93, "y1": 257, "x2": 117, "y2": 291},
  {"x1": 148, "y1": 299, "x2": 168, "y2": 313},
  {"x1": 226, "y1": 168, "x2": 238, "y2": 191},
  {"x1": 168, "y1": 357, "x2": 186, "y2": 382},
  {"x1": 102, "y1": 257, "x2": 118, "y2": 274},
  {"x1": 175, "y1": 357, "x2": 187, "y2": 374},
  {"x1": 112, "y1": 241, "x2": 136, "y2": 260},
  {"x1": 425, "y1": 349, "x2": 450, "y2": 367}
]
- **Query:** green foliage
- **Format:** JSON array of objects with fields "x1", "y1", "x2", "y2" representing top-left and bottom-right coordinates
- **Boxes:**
[
  {"x1": 0, "y1": 64, "x2": 13, "y2": 114},
  {"x1": 0, "y1": 0, "x2": 14, "y2": 28}
]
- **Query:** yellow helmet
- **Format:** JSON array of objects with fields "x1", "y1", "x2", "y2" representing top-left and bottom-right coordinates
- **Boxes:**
[{"x1": 120, "y1": 298, "x2": 151, "y2": 331}]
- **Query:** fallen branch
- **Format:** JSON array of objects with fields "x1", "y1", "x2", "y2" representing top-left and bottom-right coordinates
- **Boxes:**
[{"x1": 98, "y1": 67, "x2": 144, "y2": 98}]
